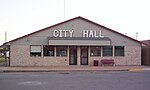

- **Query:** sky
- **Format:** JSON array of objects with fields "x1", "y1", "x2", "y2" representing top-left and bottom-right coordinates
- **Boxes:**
[{"x1": 0, "y1": 0, "x2": 150, "y2": 45}]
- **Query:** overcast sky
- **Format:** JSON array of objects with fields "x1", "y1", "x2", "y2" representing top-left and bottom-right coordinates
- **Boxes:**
[{"x1": 0, "y1": 0, "x2": 150, "y2": 45}]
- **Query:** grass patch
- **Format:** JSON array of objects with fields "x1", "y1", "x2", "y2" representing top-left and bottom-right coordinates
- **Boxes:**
[{"x1": 0, "y1": 56, "x2": 5, "y2": 63}]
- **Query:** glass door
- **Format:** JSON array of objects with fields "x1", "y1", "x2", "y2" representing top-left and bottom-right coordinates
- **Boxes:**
[
  {"x1": 81, "y1": 47, "x2": 88, "y2": 65},
  {"x1": 69, "y1": 47, "x2": 77, "y2": 65}
]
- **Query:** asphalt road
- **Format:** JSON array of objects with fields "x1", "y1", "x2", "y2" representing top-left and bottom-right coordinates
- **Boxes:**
[{"x1": 0, "y1": 71, "x2": 150, "y2": 90}]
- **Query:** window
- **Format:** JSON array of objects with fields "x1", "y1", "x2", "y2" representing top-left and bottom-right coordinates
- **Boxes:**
[
  {"x1": 103, "y1": 46, "x2": 113, "y2": 56},
  {"x1": 115, "y1": 46, "x2": 124, "y2": 56},
  {"x1": 30, "y1": 45, "x2": 41, "y2": 56},
  {"x1": 56, "y1": 46, "x2": 67, "y2": 56},
  {"x1": 90, "y1": 46, "x2": 101, "y2": 56},
  {"x1": 43, "y1": 45, "x2": 54, "y2": 56}
]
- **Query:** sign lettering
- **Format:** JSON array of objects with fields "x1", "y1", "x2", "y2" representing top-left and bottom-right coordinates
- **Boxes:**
[
  {"x1": 53, "y1": 30, "x2": 74, "y2": 37},
  {"x1": 53, "y1": 30, "x2": 104, "y2": 38}
]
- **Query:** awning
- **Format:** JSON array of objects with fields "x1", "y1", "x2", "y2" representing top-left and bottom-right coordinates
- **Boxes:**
[{"x1": 48, "y1": 37, "x2": 111, "y2": 46}]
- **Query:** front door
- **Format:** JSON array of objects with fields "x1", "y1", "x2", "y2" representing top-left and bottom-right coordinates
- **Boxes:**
[
  {"x1": 81, "y1": 47, "x2": 88, "y2": 65},
  {"x1": 69, "y1": 47, "x2": 77, "y2": 65}
]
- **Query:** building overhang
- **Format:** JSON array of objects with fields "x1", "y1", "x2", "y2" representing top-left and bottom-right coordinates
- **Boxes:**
[{"x1": 48, "y1": 37, "x2": 111, "y2": 46}]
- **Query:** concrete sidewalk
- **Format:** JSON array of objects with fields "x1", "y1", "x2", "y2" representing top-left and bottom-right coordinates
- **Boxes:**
[{"x1": 0, "y1": 66, "x2": 149, "y2": 72}]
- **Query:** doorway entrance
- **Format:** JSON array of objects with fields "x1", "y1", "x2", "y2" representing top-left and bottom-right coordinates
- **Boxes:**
[
  {"x1": 69, "y1": 47, "x2": 77, "y2": 65},
  {"x1": 81, "y1": 47, "x2": 88, "y2": 65}
]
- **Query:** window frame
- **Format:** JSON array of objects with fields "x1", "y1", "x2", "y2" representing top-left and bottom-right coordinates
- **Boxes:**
[
  {"x1": 90, "y1": 46, "x2": 101, "y2": 57},
  {"x1": 30, "y1": 45, "x2": 42, "y2": 56},
  {"x1": 43, "y1": 45, "x2": 55, "y2": 56},
  {"x1": 115, "y1": 46, "x2": 124, "y2": 56},
  {"x1": 56, "y1": 46, "x2": 68, "y2": 57},
  {"x1": 102, "y1": 46, "x2": 113, "y2": 56}
]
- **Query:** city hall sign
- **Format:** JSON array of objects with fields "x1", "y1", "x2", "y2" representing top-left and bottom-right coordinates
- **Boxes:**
[{"x1": 53, "y1": 30, "x2": 104, "y2": 38}]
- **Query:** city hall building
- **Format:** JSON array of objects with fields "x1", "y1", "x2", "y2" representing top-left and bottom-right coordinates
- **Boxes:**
[{"x1": 2, "y1": 16, "x2": 142, "y2": 66}]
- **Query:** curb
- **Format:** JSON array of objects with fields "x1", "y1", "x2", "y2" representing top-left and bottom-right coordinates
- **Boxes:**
[
  {"x1": 142, "y1": 68, "x2": 150, "y2": 70},
  {"x1": 0, "y1": 69, "x2": 129, "y2": 72},
  {"x1": 1, "y1": 66, "x2": 148, "y2": 72},
  {"x1": 128, "y1": 69, "x2": 143, "y2": 72}
]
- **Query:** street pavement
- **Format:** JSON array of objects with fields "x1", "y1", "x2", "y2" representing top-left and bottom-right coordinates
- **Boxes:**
[{"x1": 0, "y1": 71, "x2": 150, "y2": 90}]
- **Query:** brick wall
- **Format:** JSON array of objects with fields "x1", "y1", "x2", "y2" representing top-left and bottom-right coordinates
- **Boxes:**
[
  {"x1": 10, "y1": 45, "x2": 141, "y2": 66},
  {"x1": 89, "y1": 46, "x2": 141, "y2": 65},
  {"x1": 10, "y1": 45, "x2": 68, "y2": 66}
]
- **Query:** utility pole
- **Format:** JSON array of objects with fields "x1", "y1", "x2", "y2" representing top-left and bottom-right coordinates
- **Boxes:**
[
  {"x1": 136, "y1": 32, "x2": 138, "y2": 40},
  {"x1": 4, "y1": 31, "x2": 7, "y2": 67},
  {"x1": 64, "y1": 0, "x2": 66, "y2": 19},
  {"x1": 5, "y1": 31, "x2": 7, "y2": 42}
]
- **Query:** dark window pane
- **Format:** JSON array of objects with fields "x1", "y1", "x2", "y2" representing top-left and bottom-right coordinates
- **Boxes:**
[
  {"x1": 56, "y1": 46, "x2": 67, "y2": 56},
  {"x1": 30, "y1": 52, "x2": 41, "y2": 56},
  {"x1": 90, "y1": 46, "x2": 101, "y2": 56},
  {"x1": 103, "y1": 46, "x2": 113, "y2": 56},
  {"x1": 43, "y1": 45, "x2": 54, "y2": 56},
  {"x1": 115, "y1": 46, "x2": 124, "y2": 56}
]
